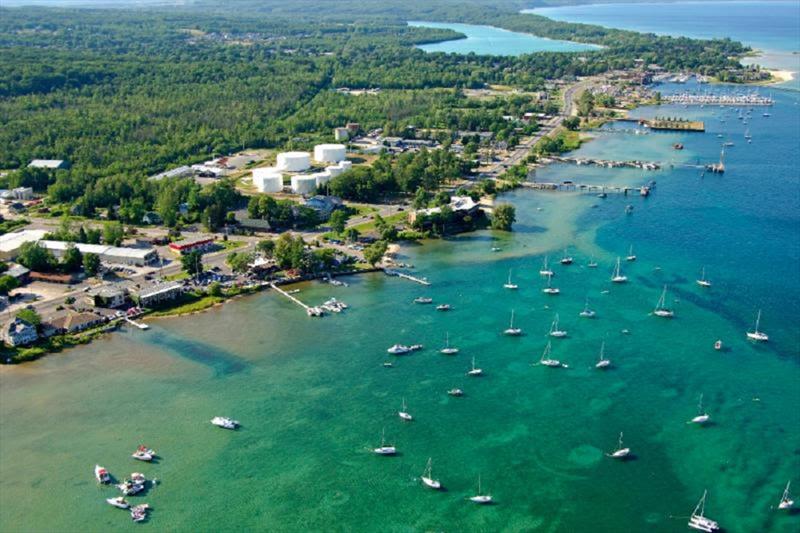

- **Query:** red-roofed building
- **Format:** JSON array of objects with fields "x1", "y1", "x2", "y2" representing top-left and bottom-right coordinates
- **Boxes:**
[{"x1": 168, "y1": 238, "x2": 215, "y2": 255}]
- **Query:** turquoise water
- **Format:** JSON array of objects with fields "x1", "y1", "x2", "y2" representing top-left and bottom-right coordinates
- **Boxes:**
[
  {"x1": 408, "y1": 21, "x2": 600, "y2": 55},
  {"x1": 1, "y1": 83, "x2": 799, "y2": 532},
  {"x1": 527, "y1": 1, "x2": 800, "y2": 89}
]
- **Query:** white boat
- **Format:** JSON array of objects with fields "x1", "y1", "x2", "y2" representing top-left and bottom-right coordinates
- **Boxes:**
[
  {"x1": 611, "y1": 257, "x2": 627, "y2": 283},
  {"x1": 595, "y1": 341, "x2": 611, "y2": 368},
  {"x1": 587, "y1": 255, "x2": 598, "y2": 268},
  {"x1": 211, "y1": 416, "x2": 239, "y2": 430},
  {"x1": 469, "y1": 475, "x2": 493, "y2": 504},
  {"x1": 116, "y1": 479, "x2": 145, "y2": 496},
  {"x1": 744, "y1": 128, "x2": 752, "y2": 140},
  {"x1": 440, "y1": 332, "x2": 459, "y2": 355},
  {"x1": 130, "y1": 503, "x2": 150, "y2": 523},
  {"x1": 95, "y1": 464, "x2": 111, "y2": 484},
  {"x1": 467, "y1": 357, "x2": 483, "y2": 376},
  {"x1": 607, "y1": 432, "x2": 630, "y2": 459},
  {"x1": 689, "y1": 394, "x2": 711, "y2": 425},
  {"x1": 542, "y1": 276, "x2": 560, "y2": 295},
  {"x1": 548, "y1": 313, "x2": 567, "y2": 338},
  {"x1": 625, "y1": 245, "x2": 636, "y2": 262},
  {"x1": 579, "y1": 298, "x2": 596, "y2": 318},
  {"x1": 373, "y1": 428, "x2": 396, "y2": 455},
  {"x1": 696, "y1": 267, "x2": 712, "y2": 287},
  {"x1": 131, "y1": 446, "x2": 155, "y2": 462},
  {"x1": 413, "y1": 297, "x2": 433, "y2": 304},
  {"x1": 653, "y1": 286, "x2": 674, "y2": 318},
  {"x1": 387, "y1": 344, "x2": 411, "y2": 355},
  {"x1": 504, "y1": 310, "x2": 522, "y2": 336},
  {"x1": 714, "y1": 340, "x2": 722, "y2": 351},
  {"x1": 778, "y1": 481, "x2": 794, "y2": 510},
  {"x1": 559, "y1": 248, "x2": 573, "y2": 265},
  {"x1": 746, "y1": 309, "x2": 769, "y2": 341},
  {"x1": 503, "y1": 269, "x2": 518, "y2": 290},
  {"x1": 421, "y1": 458, "x2": 442, "y2": 490},
  {"x1": 448, "y1": 388, "x2": 464, "y2": 397},
  {"x1": 436, "y1": 304, "x2": 451, "y2": 311},
  {"x1": 537, "y1": 341, "x2": 561, "y2": 367},
  {"x1": 539, "y1": 256, "x2": 553, "y2": 277},
  {"x1": 106, "y1": 496, "x2": 129, "y2": 509},
  {"x1": 688, "y1": 490, "x2": 720, "y2": 532},
  {"x1": 398, "y1": 398, "x2": 413, "y2": 421}
]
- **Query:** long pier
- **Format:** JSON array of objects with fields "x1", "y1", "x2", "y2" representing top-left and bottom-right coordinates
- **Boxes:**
[
  {"x1": 542, "y1": 155, "x2": 661, "y2": 170},
  {"x1": 269, "y1": 282, "x2": 323, "y2": 316},
  {"x1": 384, "y1": 269, "x2": 430, "y2": 286},
  {"x1": 522, "y1": 180, "x2": 658, "y2": 196}
]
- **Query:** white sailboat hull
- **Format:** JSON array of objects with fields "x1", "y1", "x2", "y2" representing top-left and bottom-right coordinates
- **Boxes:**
[
  {"x1": 549, "y1": 331, "x2": 567, "y2": 338},
  {"x1": 654, "y1": 310, "x2": 674, "y2": 318},
  {"x1": 611, "y1": 276, "x2": 627, "y2": 283},
  {"x1": 467, "y1": 369, "x2": 483, "y2": 376},
  {"x1": 543, "y1": 288, "x2": 560, "y2": 294},
  {"x1": 398, "y1": 412, "x2": 413, "y2": 421},
  {"x1": 540, "y1": 359, "x2": 561, "y2": 367},
  {"x1": 422, "y1": 477, "x2": 441, "y2": 489},
  {"x1": 596, "y1": 360, "x2": 611, "y2": 368},
  {"x1": 691, "y1": 414, "x2": 710, "y2": 424},
  {"x1": 470, "y1": 495, "x2": 493, "y2": 504},
  {"x1": 609, "y1": 448, "x2": 630, "y2": 458},
  {"x1": 778, "y1": 499, "x2": 794, "y2": 510},
  {"x1": 504, "y1": 328, "x2": 522, "y2": 336},
  {"x1": 373, "y1": 446, "x2": 396, "y2": 455},
  {"x1": 746, "y1": 331, "x2": 768, "y2": 342},
  {"x1": 503, "y1": 284, "x2": 518, "y2": 290},
  {"x1": 440, "y1": 348, "x2": 459, "y2": 355}
]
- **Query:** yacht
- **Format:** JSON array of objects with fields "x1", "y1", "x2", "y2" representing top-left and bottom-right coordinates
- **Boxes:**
[
  {"x1": 625, "y1": 245, "x2": 636, "y2": 262},
  {"x1": 542, "y1": 276, "x2": 560, "y2": 295},
  {"x1": 398, "y1": 398, "x2": 413, "y2": 421},
  {"x1": 95, "y1": 465, "x2": 111, "y2": 484},
  {"x1": 211, "y1": 416, "x2": 239, "y2": 430},
  {"x1": 106, "y1": 496, "x2": 130, "y2": 509},
  {"x1": 539, "y1": 256, "x2": 554, "y2": 277},
  {"x1": 436, "y1": 304, "x2": 451, "y2": 311},
  {"x1": 548, "y1": 314, "x2": 567, "y2": 338},
  {"x1": 778, "y1": 481, "x2": 794, "y2": 510},
  {"x1": 467, "y1": 357, "x2": 483, "y2": 376},
  {"x1": 611, "y1": 257, "x2": 628, "y2": 283},
  {"x1": 373, "y1": 429, "x2": 396, "y2": 455},
  {"x1": 421, "y1": 458, "x2": 442, "y2": 490},
  {"x1": 689, "y1": 394, "x2": 711, "y2": 425},
  {"x1": 607, "y1": 432, "x2": 630, "y2": 459},
  {"x1": 763, "y1": 111, "x2": 771, "y2": 117},
  {"x1": 696, "y1": 267, "x2": 711, "y2": 288},
  {"x1": 116, "y1": 479, "x2": 145, "y2": 496},
  {"x1": 537, "y1": 341, "x2": 562, "y2": 367},
  {"x1": 387, "y1": 344, "x2": 411, "y2": 355},
  {"x1": 504, "y1": 310, "x2": 522, "y2": 336},
  {"x1": 447, "y1": 388, "x2": 464, "y2": 397},
  {"x1": 688, "y1": 490, "x2": 720, "y2": 532},
  {"x1": 746, "y1": 309, "x2": 769, "y2": 341},
  {"x1": 595, "y1": 341, "x2": 611, "y2": 368},
  {"x1": 653, "y1": 286, "x2": 675, "y2": 318},
  {"x1": 579, "y1": 298, "x2": 596, "y2": 318},
  {"x1": 469, "y1": 475, "x2": 493, "y2": 504},
  {"x1": 559, "y1": 248, "x2": 574, "y2": 265},
  {"x1": 130, "y1": 504, "x2": 150, "y2": 523},
  {"x1": 503, "y1": 269, "x2": 519, "y2": 290},
  {"x1": 131, "y1": 446, "x2": 155, "y2": 462},
  {"x1": 414, "y1": 297, "x2": 433, "y2": 304},
  {"x1": 440, "y1": 333, "x2": 459, "y2": 355}
]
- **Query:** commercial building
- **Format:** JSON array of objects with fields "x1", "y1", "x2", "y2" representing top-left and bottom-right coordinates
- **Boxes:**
[
  {"x1": 2, "y1": 317, "x2": 38, "y2": 346},
  {"x1": 28, "y1": 159, "x2": 68, "y2": 170},
  {"x1": 168, "y1": 237, "x2": 215, "y2": 255},
  {"x1": 134, "y1": 281, "x2": 184, "y2": 307},
  {"x1": 0, "y1": 230, "x2": 48, "y2": 260},
  {"x1": 38, "y1": 240, "x2": 158, "y2": 266},
  {"x1": 86, "y1": 286, "x2": 128, "y2": 309},
  {"x1": 46, "y1": 311, "x2": 105, "y2": 334}
]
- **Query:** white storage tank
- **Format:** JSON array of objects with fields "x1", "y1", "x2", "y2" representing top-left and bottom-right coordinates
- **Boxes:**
[
  {"x1": 313, "y1": 144, "x2": 346, "y2": 163},
  {"x1": 312, "y1": 171, "x2": 333, "y2": 188},
  {"x1": 252, "y1": 167, "x2": 284, "y2": 193},
  {"x1": 339, "y1": 160, "x2": 353, "y2": 171},
  {"x1": 326, "y1": 165, "x2": 344, "y2": 178},
  {"x1": 277, "y1": 151, "x2": 311, "y2": 172},
  {"x1": 291, "y1": 175, "x2": 317, "y2": 195}
]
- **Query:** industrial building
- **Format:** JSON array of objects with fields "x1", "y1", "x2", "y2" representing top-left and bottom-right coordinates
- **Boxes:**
[
  {"x1": 0, "y1": 230, "x2": 48, "y2": 260},
  {"x1": 38, "y1": 240, "x2": 159, "y2": 266},
  {"x1": 276, "y1": 152, "x2": 311, "y2": 172},
  {"x1": 326, "y1": 160, "x2": 352, "y2": 178},
  {"x1": 312, "y1": 171, "x2": 332, "y2": 188},
  {"x1": 252, "y1": 167, "x2": 284, "y2": 193},
  {"x1": 28, "y1": 159, "x2": 68, "y2": 170},
  {"x1": 313, "y1": 144, "x2": 346, "y2": 163}
]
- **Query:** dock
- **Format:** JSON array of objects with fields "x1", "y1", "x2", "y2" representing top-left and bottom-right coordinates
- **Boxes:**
[
  {"x1": 542, "y1": 155, "x2": 661, "y2": 170},
  {"x1": 662, "y1": 93, "x2": 774, "y2": 106},
  {"x1": 384, "y1": 269, "x2": 430, "y2": 286},
  {"x1": 125, "y1": 317, "x2": 150, "y2": 330},
  {"x1": 521, "y1": 180, "x2": 656, "y2": 196},
  {"x1": 269, "y1": 283, "x2": 323, "y2": 316}
]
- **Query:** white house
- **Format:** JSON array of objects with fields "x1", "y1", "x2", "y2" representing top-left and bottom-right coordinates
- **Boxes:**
[{"x1": 2, "y1": 318, "x2": 38, "y2": 346}]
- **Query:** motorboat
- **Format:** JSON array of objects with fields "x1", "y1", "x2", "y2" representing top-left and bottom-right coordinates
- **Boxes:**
[
  {"x1": 95, "y1": 464, "x2": 111, "y2": 484},
  {"x1": 548, "y1": 314, "x2": 567, "y2": 338},
  {"x1": 746, "y1": 309, "x2": 769, "y2": 341},
  {"x1": 653, "y1": 286, "x2": 674, "y2": 318},
  {"x1": 607, "y1": 432, "x2": 630, "y2": 459},
  {"x1": 447, "y1": 388, "x2": 464, "y2": 397},
  {"x1": 779, "y1": 481, "x2": 794, "y2": 510},
  {"x1": 689, "y1": 394, "x2": 710, "y2": 425},
  {"x1": 436, "y1": 304, "x2": 451, "y2": 311},
  {"x1": 106, "y1": 496, "x2": 129, "y2": 509},
  {"x1": 504, "y1": 310, "x2": 522, "y2": 336},
  {"x1": 421, "y1": 458, "x2": 442, "y2": 490},
  {"x1": 440, "y1": 333, "x2": 459, "y2": 355},
  {"x1": 539, "y1": 256, "x2": 554, "y2": 277},
  {"x1": 537, "y1": 341, "x2": 561, "y2": 367},
  {"x1": 398, "y1": 398, "x2": 413, "y2": 421},
  {"x1": 714, "y1": 340, "x2": 722, "y2": 351},
  {"x1": 696, "y1": 267, "x2": 711, "y2": 287},
  {"x1": 130, "y1": 504, "x2": 150, "y2": 523},
  {"x1": 579, "y1": 298, "x2": 596, "y2": 318},
  {"x1": 211, "y1": 416, "x2": 239, "y2": 430},
  {"x1": 611, "y1": 257, "x2": 627, "y2": 283},
  {"x1": 373, "y1": 429, "x2": 396, "y2": 455},
  {"x1": 469, "y1": 475, "x2": 493, "y2": 504},
  {"x1": 595, "y1": 341, "x2": 611, "y2": 368},
  {"x1": 383, "y1": 361, "x2": 394, "y2": 368},
  {"x1": 116, "y1": 480, "x2": 145, "y2": 496},
  {"x1": 413, "y1": 297, "x2": 433, "y2": 304},
  {"x1": 466, "y1": 357, "x2": 483, "y2": 376},
  {"x1": 387, "y1": 344, "x2": 411, "y2": 355},
  {"x1": 688, "y1": 491, "x2": 720, "y2": 532},
  {"x1": 503, "y1": 269, "x2": 518, "y2": 290},
  {"x1": 625, "y1": 245, "x2": 636, "y2": 262},
  {"x1": 131, "y1": 446, "x2": 155, "y2": 462}
]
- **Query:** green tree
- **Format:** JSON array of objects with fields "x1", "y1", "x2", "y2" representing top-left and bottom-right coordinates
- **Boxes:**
[
  {"x1": 17, "y1": 242, "x2": 56, "y2": 272},
  {"x1": 208, "y1": 281, "x2": 223, "y2": 297},
  {"x1": 329, "y1": 210, "x2": 349, "y2": 235},
  {"x1": 60, "y1": 243, "x2": 83, "y2": 273},
  {"x1": 83, "y1": 253, "x2": 101, "y2": 276},
  {"x1": 0, "y1": 275, "x2": 20, "y2": 295},
  {"x1": 274, "y1": 233, "x2": 307, "y2": 270},
  {"x1": 226, "y1": 251, "x2": 254, "y2": 273},
  {"x1": 563, "y1": 116, "x2": 580, "y2": 131},
  {"x1": 491, "y1": 203, "x2": 516, "y2": 231},
  {"x1": 256, "y1": 239, "x2": 275, "y2": 258},
  {"x1": 16, "y1": 308, "x2": 41, "y2": 327},
  {"x1": 363, "y1": 240, "x2": 388, "y2": 266},
  {"x1": 181, "y1": 250, "x2": 204, "y2": 277},
  {"x1": 103, "y1": 221, "x2": 124, "y2": 247}
]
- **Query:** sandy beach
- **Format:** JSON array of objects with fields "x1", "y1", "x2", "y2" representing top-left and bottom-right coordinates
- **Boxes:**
[{"x1": 767, "y1": 69, "x2": 796, "y2": 83}]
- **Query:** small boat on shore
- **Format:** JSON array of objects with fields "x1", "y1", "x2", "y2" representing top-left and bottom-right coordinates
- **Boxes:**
[
  {"x1": 606, "y1": 432, "x2": 630, "y2": 459},
  {"x1": 611, "y1": 257, "x2": 627, "y2": 283},
  {"x1": 95, "y1": 464, "x2": 111, "y2": 484},
  {"x1": 106, "y1": 496, "x2": 130, "y2": 509},
  {"x1": 689, "y1": 394, "x2": 710, "y2": 425},
  {"x1": 595, "y1": 341, "x2": 611, "y2": 369},
  {"x1": 746, "y1": 309, "x2": 769, "y2": 341},
  {"x1": 421, "y1": 458, "x2": 442, "y2": 490},
  {"x1": 696, "y1": 267, "x2": 712, "y2": 287},
  {"x1": 688, "y1": 490, "x2": 720, "y2": 532},
  {"x1": 466, "y1": 357, "x2": 483, "y2": 377},
  {"x1": 536, "y1": 341, "x2": 562, "y2": 368},
  {"x1": 779, "y1": 481, "x2": 794, "y2": 510},
  {"x1": 398, "y1": 398, "x2": 413, "y2": 421},
  {"x1": 504, "y1": 310, "x2": 522, "y2": 336},
  {"x1": 413, "y1": 297, "x2": 433, "y2": 304},
  {"x1": 469, "y1": 475, "x2": 493, "y2": 504},
  {"x1": 548, "y1": 314, "x2": 567, "y2": 338},
  {"x1": 653, "y1": 286, "x2": 674, "y2": 318},
  {"x1": 373, "y1": 428, "x2": 396, "y2": 455},
  {"x1": 503, "y1": 269, "x2": 518, "y2": 290},
  {"x1": 440, "y1": 332, "x2": 459, "y2": 355},
  {"x1": 211, "y1": 416, "x2": 239, "y2": 430}
]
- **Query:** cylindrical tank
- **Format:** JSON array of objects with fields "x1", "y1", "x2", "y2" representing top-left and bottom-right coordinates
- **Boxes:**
[
  {"x1": 291, "y1": 175, "x2": 317, "y2": 195},
  {"x1": 277, "y1": 151, "x2": 311, "y2": 172},
  {"x1": 252, "y1": 167, "x2": 283, "y2": 193},
  {"x1": 339, "y1": 160, "x2": 353, "y2": 171},
  {"x1": 325, "y1": 165, "x2": 344, "y2": 178},
  {"x1": 313, "y1": 144, "x2": 346, "y2": 163},
  {"x1": 312, "y1": 171, "x2": 332, "y2": 188}
]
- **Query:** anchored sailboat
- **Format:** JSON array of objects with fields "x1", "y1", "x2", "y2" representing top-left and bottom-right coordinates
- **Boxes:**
[
  {"x1": 595, "y1": 341, "x2": 611, "y2": 368},
  {"x1": 688, "y1": 490, "x2": 720, "y2": 532},
  {"x1": 696, "y1": 267, "x2": 711, "y2": 288},
  {"x1": 579, "y1": 298, "x2": 596, "y2": 318},
  {"x1": 421, "y1": 458, "x2": 441, "y2": 490},
  {"x1": 469, "y1": 475, "x2": 493, "y2": 504},
  {"x1": 688, "y1": 394, "x2": 710, "y2": 425},
  {"x1": 548, "y1": 313, "x2": 567, "y2": 338},
  {"x1": 503, "y1": 269, "x2": 518, "y2": 290},
  {"x1": 588, "y1": 255, "x2": 598, "y2": 268},
  {"x1": 746, "y1": 309, "x2": 769, "y2": 341},
  {"x1": 606, "y1": 432, "x2": 630, "y2": 459},
  {"x1": 543, "y1": 275, "x2": 560, "y2": 295},
  {"x1": 504, "y1": 310, "x2": 522, "y2": 336},
  {"x1": 778, "y1": 481, "x2": 794, "y2": 510},
  {"x1": 611, "y1": 257, "x2": 628, "y2": 283},
  {"x1": 560, "y1": 248, "x2": 573, "y2": 265},
  {"x1": 467, "y1": 357, "x2": 483, "y2": 376},
  {"x1": 373, "y1": 428, "x2": 396, "y2": 455},
  {"x1": 440, "y1": 332, "x2": 459, "y2": 355},
  {"x1": 398, "y1": 398, "x2": 413, "y2": 421},
  {"x1": 536, "y1": 341, "x2": 562, "y2": 367},
  {"x1": 539, "y1": 256, "x2": 553, "y2": 277},
  {"x1": 653, "y1": 286, "x2": 674, "y2": 318},
  {"x1": 625, "y1": 245, "x2": 636, "y2": 262}
]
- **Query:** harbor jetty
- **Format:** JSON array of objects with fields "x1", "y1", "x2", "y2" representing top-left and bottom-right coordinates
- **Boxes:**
[
  {"x1": 384, "y1": 269, "x2": 431, "y2": 286},
  {"x1": 615, "y1": 117, "x2": 705, "y2": 132},
  {"x1": 522, "y1": 180, "x2": 657, "y2": 196},
  {"x1": 541, "y1": 155, "x2": 661, "y2": 170},
  {"x1": 662, "y1": 93, "x2": 774, "y2": 106}
]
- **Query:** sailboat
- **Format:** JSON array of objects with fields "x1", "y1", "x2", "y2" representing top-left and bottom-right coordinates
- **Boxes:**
[
  {"x1": 696, "y1": 267, "x2": 712, "y2": 287},
  {"x1": 503, "y1": 269, "x2": 518, "y2": 290},
  {"x1": 542, "y1": 275, "x2": 560, "y2": 295},
  {"x1": 548, "y1": 313, "x2": 567, "y2": 338},
  {"x1": 744, "y1": 128, "x2": 752, "y2": 140},
  {"x1": 469, "y1": 475, "x2": 493, "y2": 504},
  {"x1": 373, "y1": 428, "x2": 396, "y2": 455},
  {"x1": 606, "y1": 432, "x2": 630, "y2": 459},
  {"x1": 688, "y1": 490, "x2": 720, "y2": 532},
  {"x1": 746, "y1": 309, "x2": 769, "y2": 341},
  {"x1": 398, "y1": 398, "x2": 413, "y2": 421},
  {"x1": 625, "y1": 245, "x2": 636, "y2": 262},
  {"x1": 688, "y1": 394, "x2": 710, "y2": 425},
  {"x1": 504, "y1": 310, "x2": 522, "y2": 336},
  {"x1": 421, "y1": 458, "x2": 441, "y2": 490},
  {"x1": 539, "y1": 256, "x2": 554, "y2": 277},
  {"x1": 595, "y1": 341, "x2": 611, "y2": 368},
  {"x1": 653, "y1": 286, "x2": 674, "y2": 318},
  {"x1": 778, "y1": 481, "x2": 794, "y2": 510},
  {"x1": 579, "y1": 298, "x2": 596, "y2": 318},
  {"x1": 587, "y1": 255, "x2": 598, "y2": 268},
  {"x1": 536, "y1": 341, "x2": 562, "y2": 367},
  {"x1": 467, "y1": 357, "x2": 483, "y2": 376},
  {"x1": 440, "y1": 332, "x2": 459, "y2": 355},
  {"x1": 611, "y1": 257, "x2": 628, "y2": 283},
  {"x1": 560, "y1": 248, "x2": 573, "y2": 265}
]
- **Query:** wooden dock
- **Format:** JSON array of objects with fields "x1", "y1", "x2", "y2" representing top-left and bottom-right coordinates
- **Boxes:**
[
  {"x1": 384, "y1": 269, "x2": 431, "y2": 286},
  {"x1": 521, "y1": 180, "x2": 657, "y2": 196},
  {"x1": 269, "y1": 283, "x2": 323, "y2": 316},
  {"x1": 125, "y1": 317, "x2": 150, "y2": 330}
]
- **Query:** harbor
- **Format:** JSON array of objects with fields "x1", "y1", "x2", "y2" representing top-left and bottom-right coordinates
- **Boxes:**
[{"x1": 662, "y1": 93, "x2": 775, "y2": 106}]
